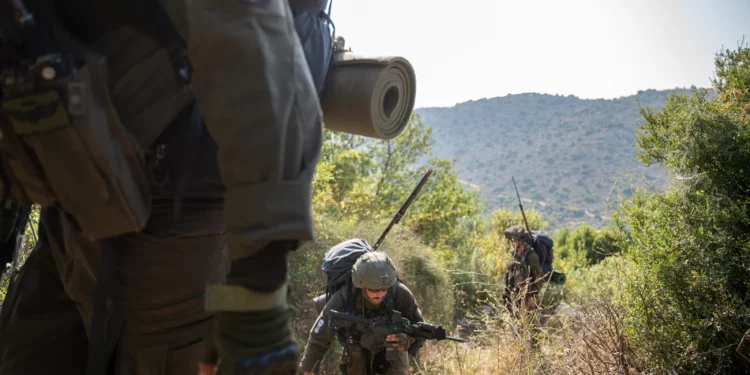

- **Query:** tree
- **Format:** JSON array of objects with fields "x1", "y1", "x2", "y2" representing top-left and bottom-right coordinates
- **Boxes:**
[{"x1": 617, "y1": 41, "x2": 750, "y2": 373}]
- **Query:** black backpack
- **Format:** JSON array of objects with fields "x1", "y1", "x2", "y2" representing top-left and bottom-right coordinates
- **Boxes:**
[
  {"x1": 531, "y1": 231, "x2": 554, "y2": 278},
  {"x1": 290, "y1": 0, "x2": 334, "y2": 95},
  {"x1": 312, "y1": 238, "x2": 373, "y2": 313}
]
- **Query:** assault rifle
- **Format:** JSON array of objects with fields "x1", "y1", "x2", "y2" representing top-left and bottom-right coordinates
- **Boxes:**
[{"x1": 329, "y1": 309, "x2": 467, "y2": 360}]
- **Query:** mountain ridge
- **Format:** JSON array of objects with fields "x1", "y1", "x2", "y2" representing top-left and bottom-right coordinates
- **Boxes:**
[{"x1": 415, "y1": 88, "x2": 701, "y2": 230}]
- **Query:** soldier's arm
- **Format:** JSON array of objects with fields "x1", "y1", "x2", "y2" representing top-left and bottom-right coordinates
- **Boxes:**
[
  {"x1": 299, "y1": 291, "x2": 345, "y2": 374},
  {"x1": 395, "y1": 283, "x2": 427, "y2": 355},
  {"x1": 162, "y1": 0, "x2": 322, "y2": 263},
  {"x1": 159, "y1": 0, "x2": 323, "y2": 370}
]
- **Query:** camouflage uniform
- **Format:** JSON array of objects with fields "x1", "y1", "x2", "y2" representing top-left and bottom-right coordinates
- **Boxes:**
[
  {"x1": 0, "y1": 0, "x2": 321, "y2": 374},
  {"x1": 503, "y1": 225, "x2": 542, "y2": 311},
  {"x1": 299, "y1": 253, "x2": 425, "y2": 375}
]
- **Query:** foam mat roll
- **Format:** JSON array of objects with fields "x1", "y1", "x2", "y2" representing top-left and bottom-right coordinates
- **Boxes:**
[{"x1": 321, "y1": 53, "x2": 416, "y2": 140}]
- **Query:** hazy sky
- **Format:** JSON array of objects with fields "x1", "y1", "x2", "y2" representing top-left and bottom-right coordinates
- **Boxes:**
[{"x1": 329, "y1": 0, "x2": 750, "y2": 108}]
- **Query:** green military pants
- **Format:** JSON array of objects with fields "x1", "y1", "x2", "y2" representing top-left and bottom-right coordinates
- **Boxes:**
[
  {"x1": 345, "y1": 346, "x2": 409, "y2": 375},
  {"x1": 0, "y1": 203, "x2": 228, "y2": 374}
]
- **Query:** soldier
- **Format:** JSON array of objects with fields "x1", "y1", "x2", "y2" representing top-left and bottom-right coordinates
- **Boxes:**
[
  {"x1": 0, "y1": 0, "x2": 321, "y2": 374},
  {"x1": 299, "y1": 251, "x2": 425, "y2": 375},
  {"x1": 503, "y1": 225, "x2": 543, "y2": 313}
]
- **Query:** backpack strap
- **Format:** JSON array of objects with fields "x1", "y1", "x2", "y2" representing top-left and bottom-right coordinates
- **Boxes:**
[
  {"x1": 384, "y1": 285, "x2": 397, "y2": 314},
  {"x1": 343, "y1": 284, "x2": 359, "y2": 315}
]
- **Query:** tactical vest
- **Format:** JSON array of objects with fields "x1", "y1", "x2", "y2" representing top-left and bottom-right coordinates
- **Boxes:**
[
  {"x1": 0, "y1": 0, "x2": 196, "y2": 241},
  {"x1": 338, "y1": 284, "x2": 399, "y2": 375},
  {"x1": 338, "y1": 283, "x2": 399, "y2": 338}
]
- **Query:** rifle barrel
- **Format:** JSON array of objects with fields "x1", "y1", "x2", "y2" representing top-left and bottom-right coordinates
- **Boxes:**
[
  {"x1": 446, "y1": 336, "x2": 469, "y2": 343},
  {"x1": 373, "y1": 169, "x2": 433, "y2": 250},
  {"x1": 512, "y1": 176, "x2": 533, "y2": 236}
]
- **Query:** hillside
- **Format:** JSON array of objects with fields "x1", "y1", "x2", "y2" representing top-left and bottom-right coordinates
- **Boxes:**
[{"x1": 415, "y1": 88, "x2": 695, "y2": 230}]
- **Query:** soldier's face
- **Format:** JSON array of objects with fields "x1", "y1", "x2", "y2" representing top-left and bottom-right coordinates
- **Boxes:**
[
  {"x1": 512, "y1": 240, "x2": 524, "y2": 252},
  {"x1": 364, "y1": 287, "x2": 387, "y2": 305}
]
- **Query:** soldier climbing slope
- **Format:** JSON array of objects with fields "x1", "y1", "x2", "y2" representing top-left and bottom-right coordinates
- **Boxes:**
[{"x1": 300, "y1": 251, "x2": 425, "y2": 375}]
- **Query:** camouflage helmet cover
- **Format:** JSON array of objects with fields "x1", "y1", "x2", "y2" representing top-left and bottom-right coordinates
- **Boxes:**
[
  {"x1": 351, "y1": 251, "x2": 398, "y2": 290},
  {"x1": 504, "y1": 225, "x2": 532, "y2": 243}
]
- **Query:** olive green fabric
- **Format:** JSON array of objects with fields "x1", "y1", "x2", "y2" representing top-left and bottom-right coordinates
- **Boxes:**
[
  {"x1": 0, "y1": 202, "x2": 228, "y2": 375},
  {"x1": 212, "y1": 307, "x2": 298, "y2": 375},
  {"x1": 1, "y1": 0, "x2": 323, "y2": 373},
  {"x1": 351, "y1": 251, "x2": 399, "y2": 290},
  {"x1": 346, "y1": 345, "x2": 408, "y2": 375},
  {"x1": 205, "y1": 284, "x2": 289, "y2": 312},
  {"x1": 158, "y1": 0, "x2": 323, "y2": 371},
  {"x1": 507, "y1": 246, "x2": 542, "y2": 306},
  {"x1": 159, "y1": 0, "x2": 323, "y2": 266},
  {"x1": 0, "y1": 0, "x2": 194, "y2": 241},
  {"x1": 299, "y1": 282, "x2": 424, "y2": 374}
]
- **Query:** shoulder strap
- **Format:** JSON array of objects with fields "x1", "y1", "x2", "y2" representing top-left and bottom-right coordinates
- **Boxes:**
[
  {"x1": 343, "y1": 283, "x2": 359, "y2": 315},
  {"x1": 384, "y1": 282, "x2": 399, "y2": 313}
]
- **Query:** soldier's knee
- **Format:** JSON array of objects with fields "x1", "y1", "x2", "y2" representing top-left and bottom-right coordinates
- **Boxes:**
[{"x1": 386, "y1": 351, "x2": 410, "y2": 374}]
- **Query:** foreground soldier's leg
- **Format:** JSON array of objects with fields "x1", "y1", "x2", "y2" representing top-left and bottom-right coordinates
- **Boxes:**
[
  {"x1": 0, "y1": 210, "x2": 89, "y2": 374},
  {"x1": 110, "y1": 216, "x2": 228, "y2": 375},
  {"x1": 161, "y1": 0, "x2": 323, "y2": 373}
]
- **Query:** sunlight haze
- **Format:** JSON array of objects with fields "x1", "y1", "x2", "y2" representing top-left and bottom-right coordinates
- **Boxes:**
[{"x1": 330, "y1": 0, "x2": 750, "y2": 108}]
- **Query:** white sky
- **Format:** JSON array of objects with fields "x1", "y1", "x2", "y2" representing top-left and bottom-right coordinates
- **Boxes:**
[{"x1": 329, "y1": 0, "x2": 750, "y2": 108}]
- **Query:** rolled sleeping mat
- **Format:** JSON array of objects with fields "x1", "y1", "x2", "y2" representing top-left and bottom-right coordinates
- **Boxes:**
[
  {"x1": 550, "y1": 270, "x2": 567, "y2": 285},
  {"x1": 321, "y1": 53, "x2": 417, "y2": 140}
]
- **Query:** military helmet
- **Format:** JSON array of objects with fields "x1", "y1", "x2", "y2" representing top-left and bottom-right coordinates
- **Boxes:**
[
  {"x1": 504, "y1": 225, "x2": 532, "y2": 243},
  {"x1": 351, "y1": 251, "x2": 398, "y2": 290}
]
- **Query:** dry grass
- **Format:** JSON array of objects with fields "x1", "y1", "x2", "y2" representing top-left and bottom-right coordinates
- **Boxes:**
[{"x1": 409, "y1": 292, "x2": 641, "y2": 375}]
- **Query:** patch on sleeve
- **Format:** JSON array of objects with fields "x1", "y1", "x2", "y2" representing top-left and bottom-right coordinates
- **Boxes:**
[{"x1": 313, "y1": 318, "x2": 325, "y2": 334}]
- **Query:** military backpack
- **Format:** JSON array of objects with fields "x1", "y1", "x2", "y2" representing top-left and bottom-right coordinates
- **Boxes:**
[
  {"x1": 531, "y1": 231, "x2": 554, "y2": 278},
  {"x1": 312, "y1": 238, "x2": 374, "y2": 313}
]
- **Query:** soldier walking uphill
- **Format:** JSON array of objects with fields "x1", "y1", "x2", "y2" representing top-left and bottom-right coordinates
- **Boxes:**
[
  {"x1": 300, "y1": 251, "x2": 425, "y2": 375},
  {"x1": 503, "y1": 225, "x2": 543, "y2": 315}
]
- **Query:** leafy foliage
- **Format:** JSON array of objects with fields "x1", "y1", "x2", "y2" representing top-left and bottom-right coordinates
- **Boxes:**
[
  {"x1": 554, "y1": 223, "x2": 623, "y2": 273},
  {"x1": 616, "y1": 42, "x2": 750, "y2": 373}
]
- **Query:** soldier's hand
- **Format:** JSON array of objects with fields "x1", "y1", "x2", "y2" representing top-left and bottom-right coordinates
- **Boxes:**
[{"x1": 385, "y1": 333, "x2": 413, "y2": 351}]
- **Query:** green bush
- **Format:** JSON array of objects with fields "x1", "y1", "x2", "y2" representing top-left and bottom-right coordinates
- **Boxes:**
[{"x1": 616, "y1": 42, "x2": 750, "y2": 373}]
